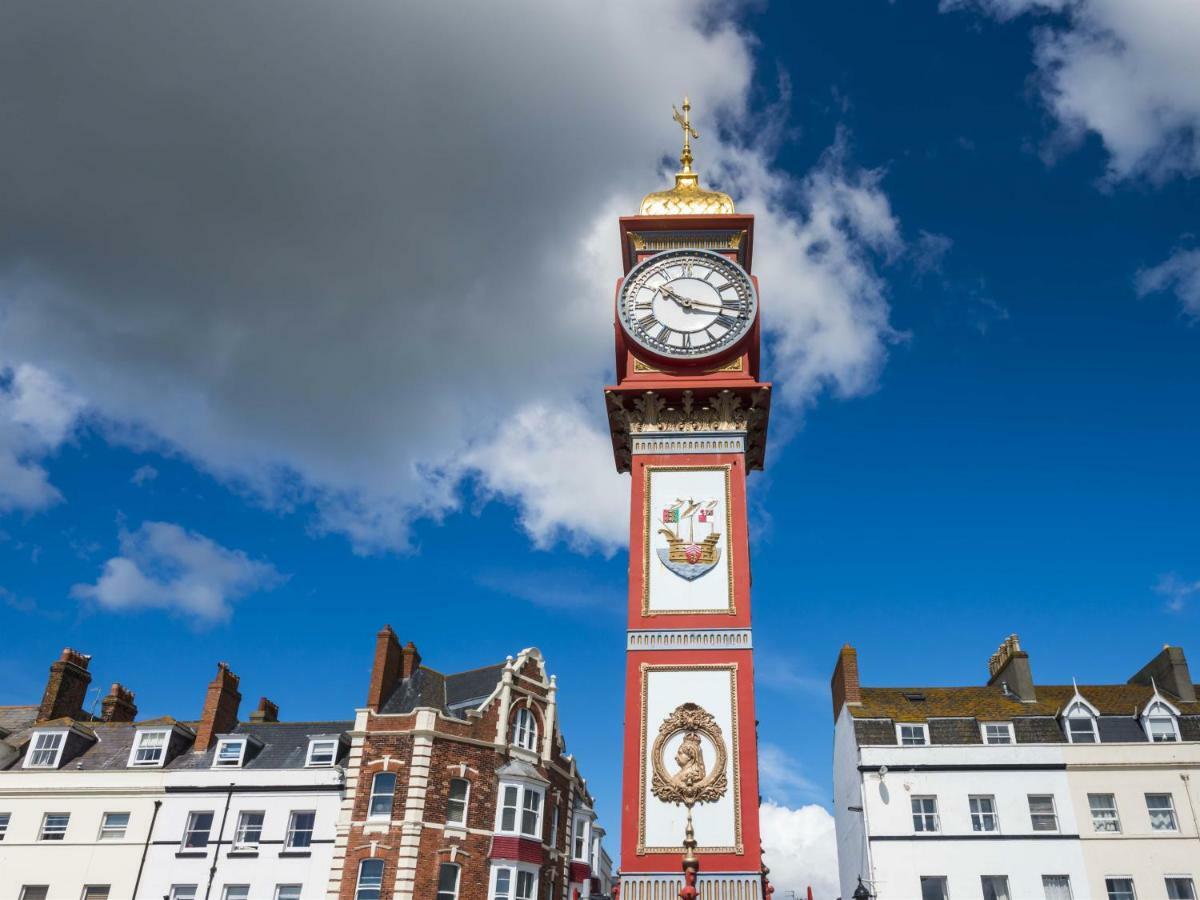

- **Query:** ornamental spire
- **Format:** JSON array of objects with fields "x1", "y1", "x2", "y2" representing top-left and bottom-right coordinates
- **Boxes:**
[
  {"x1": 639, "y1": 95, "x2": 735, "y2": 216},
  {"x1": 672, "y1": 96, "x2": 700, "y2": 173}
]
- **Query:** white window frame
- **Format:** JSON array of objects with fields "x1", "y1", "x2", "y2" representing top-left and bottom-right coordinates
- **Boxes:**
[
  {"x1": 980, "y1": 722, "x2": 1014, "y2": 745},
  {"x1": 368, "y1": 771, "x2": 397, "y2": 822},
  {"x1": 274, "y1": 888, "x2": 302, "y2": 900},
  {"x1": 213, "y1": 737, "x2": 248, "y2": 768},
  {"x1": 969, "y1": 795, "x2": 999, "y2": 832},
  {"x1": 573, "y1": 815, "x2": 590, "y2": 860},
  {"x1": 305, "y1": 738, "x2": 338, "y2": 766},
  {"x1": 511, "y1": 707, "x2": 538, "y2": 752},
  {"x1": 98, "y1": 811, "x2": 130, "y2": 840},
  {"x1": 355, "y1": 858, "x2": 385, "y2": 900},
  {"x1": 436, "y1": 863, "x2": 461, "y2": 900},
  {"x1": 285, "y1": 809, "x2": 316, "y2": 849},
  {"x1": 221, "y1": 887, "x2": 249, "y2": 900},
  {"x1": 1066, "y1": 715, "x2": 1098, "y2": 743},
  {"x1": 1142, "y1": 699, "x2": 1181, "y2": 743},
  {"x1": 1105, "y1": 877, "x2": 1137, "y2": 900},
  {"x1": 168, "y1": 888, "x2": 198, "y2": 900},
  {"x1": 1146, "y1": 793, "x2": 1179, "y2": 831},
  {"x1": 128, "y1": 729, "x2": 170, "y2": 767},
  {"x1": 897, "y1": 723, "x2": 929, "y2": 746},
  {"x1": 446, "y1": 777, "x2": 470, "y2": 826},
  {"x1": 495, "y1": 782, "x2": 544, "y2": 838},
  {"x1": 24, "y1": 731, "x2": 67, "y2": 769},
  {"x1": 232, "y1": 810, "x2": 264, "y2": 849},
  {"x1": 80, "y1": 888, "x2": 111, "y2": 900},
  {"x1": 919, "y1": 876, "x2": 949, "y2": 900},
  {"x1": 1028, "y1": 794, "x2": 1059, "y2": 832},
  {"x1": 1063, "y1": 694, "x2": 1100, "y2": 744},
  {"x1": 1041, "y1": 875, "x2": 1074, "y2": 900},
  {"x1": 39, "y1": 812, "x2": 70, "y2": 841},
  {"x1": 1165, "y1": 877, "x2": 1196, "y2": 900},
  {"x1": 980, "y1": 876, "x2": 1010, "y2": 900},
  {"x1": 911, "y1": 795, "x2": 940, "y2": 833},
  {"x1": 490, "y1": 864, "x2": 539, "y2": 900},
  {"x1": 0, "y1": 812, "x2": 10, "y2": 840},
  {"x1": 1088, "y1": 793, "x2": 1121, "y2": 833},
  {"x1": 181, "y1": 810, "x2": 214, "y2": 849}
]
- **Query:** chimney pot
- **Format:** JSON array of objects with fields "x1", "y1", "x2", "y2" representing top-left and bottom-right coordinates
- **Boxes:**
[
  {"x1": 366, "y1": 625, "x2": 403, "y2": 713},
  {"x1": 401, "y1": 641, "x2": 422, "y2": 680},
  {"x1": 831, "y1": 644, "x2": 862, "y2": 721},
  {"x1": 249, "y1": 697, "x2": 279, "y2": 723},
  {"x1": 100, "y1": 683, "x2": 138, "y2": 723},
  {"x1": 37, "y1": 647, "x2": 93, "y2": 723},
  {"x1": 987, "y1": 634, "x2": 1036, "y2": 702},
  {"x1": 195, "y1": 662, "x2": 242, "y2": 751}
]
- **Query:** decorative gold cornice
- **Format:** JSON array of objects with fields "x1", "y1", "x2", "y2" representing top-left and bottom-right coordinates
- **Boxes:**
[{"x1": 606, "y1": 388, "x2": 770, "y2": 471}]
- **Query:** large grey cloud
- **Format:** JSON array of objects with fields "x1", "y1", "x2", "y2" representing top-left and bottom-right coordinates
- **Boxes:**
[{"x1": 0, "y1": 1, "x2": 901, "y2": 554}]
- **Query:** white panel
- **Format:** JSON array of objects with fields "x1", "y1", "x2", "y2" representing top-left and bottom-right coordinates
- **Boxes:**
[
  {"x1": 640, "y1": 666, "x2": 740, "y2": 853},
  {"x1": 645, "y1": 466, "x2": 732, "y2": 614}
]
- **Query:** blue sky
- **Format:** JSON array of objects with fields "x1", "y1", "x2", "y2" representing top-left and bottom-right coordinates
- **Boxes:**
[{"x1": 2, "y1": 0, "x2": 1199, "y2": 890}]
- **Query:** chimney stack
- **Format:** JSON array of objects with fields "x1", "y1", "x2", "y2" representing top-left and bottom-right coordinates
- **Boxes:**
[
  {"x1": 830, "y1": 644, "x2": 862, "y2": 721},
  {"x1": 37, "y1": 648, "x2": 93, "y2": 723},
  {"x1": 367, "y1": 625, "x2": 402, "y2": 712},
  {"x1": 100, "y1": 683, "x2": 138, "y2": 723},
  {"x1": 987, "y1": 634, "x2": 1036, "y2": 702},
  {"x1": 249, "y1": 697, "x2": 279, "y2": 723},
  {"x1": 401, "y1": 641, "x2": 422, "y2": 680},
  {"x1": 1129, "y1": 645, "x2": 1196, "y2": 702},
  {"x1": 195, "y1": 663, "x2": 242, "y2": 751}
]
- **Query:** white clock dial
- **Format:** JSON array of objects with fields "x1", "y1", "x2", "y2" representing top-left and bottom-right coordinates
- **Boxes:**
[{"x1": 618, "y1": 249, "x2": 757, "y2": 360}]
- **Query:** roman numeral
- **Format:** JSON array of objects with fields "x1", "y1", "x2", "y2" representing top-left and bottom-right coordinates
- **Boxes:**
[
  {"x1": 680, "y1": 332, "x2": 692, "y2": 349},
  {"x1": 639, "y1": 314, "x2": 659, "y2": 330},
  {"x1": 715, "y1": 314, "x2": 738, "y2": 330},
  {"x1": 656, "y1": 323, "x2": 672, "y2": 342}
]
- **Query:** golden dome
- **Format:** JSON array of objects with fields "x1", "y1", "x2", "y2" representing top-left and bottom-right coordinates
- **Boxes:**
[{"x1": 638, "y1": 97, "x2": 735, "y2": 217}]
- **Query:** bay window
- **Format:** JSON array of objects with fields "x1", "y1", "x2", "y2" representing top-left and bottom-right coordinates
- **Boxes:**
[{"x1": 496, "y1": 782, "x2": 544, "y2": 838}]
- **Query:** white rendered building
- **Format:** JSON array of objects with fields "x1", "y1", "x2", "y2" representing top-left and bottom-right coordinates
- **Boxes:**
[
  {"x1": 0, "y1": 649, "x2": 348, "y2": 900},
  {"x1": 832, "y1": 638, "x2": 1200, "y2": 900}
]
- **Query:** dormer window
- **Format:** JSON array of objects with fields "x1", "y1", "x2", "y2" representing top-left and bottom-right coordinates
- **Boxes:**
[
  {"x1": 1062, "y1": 692, "x2": 1099, "y2": 744},
  {"x1": 214, "y1": 738, "x2": 248, "y2": 768},
  {"x1": 129, "y1": 729, "x2": 170, "y2": 767},
  {"x1": 511, "y1": 708, "x2": 538, "y2": 752},
  {"x1": 24, "y1": 731, "x2": 66, "y2": 769},
  {"x1": 305, "y1": 738, "x2": 338, "y2": 767},
  {"x1": 896, "y1": 723, "x2": 929, "y2": 746},
  {"x1": 1141, "y1": 694, "x2": 1181, "y2": 743}
]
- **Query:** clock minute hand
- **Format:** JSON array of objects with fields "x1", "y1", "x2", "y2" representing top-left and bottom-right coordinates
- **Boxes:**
[{"x1": 659, "y1": 283, "x2": 722, "y2": 312}]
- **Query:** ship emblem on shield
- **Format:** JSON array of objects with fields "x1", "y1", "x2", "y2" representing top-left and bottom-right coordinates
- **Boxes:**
[{"x1": 656, "y1": 497, "x2": 721, "y2": 581}]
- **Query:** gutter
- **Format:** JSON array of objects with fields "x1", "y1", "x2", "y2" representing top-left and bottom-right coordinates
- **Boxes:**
[
  {"x1": 131, "y1": 799, "x2": 162, "y2": 900},
  {"x1": 203, "y1": 782, "x2": 236, "y2": 900}
]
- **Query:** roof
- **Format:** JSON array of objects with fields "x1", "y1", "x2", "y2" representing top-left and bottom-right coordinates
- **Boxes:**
[
  {"x1": 380, "y1": 662, "x2": 505, "y2": 717},
  {"x1": 0, "y1": 706, "x2": 37, "y2": 737},
  {"x1": 851, "y1": 682, "x2": 1200, "y2": 723}
]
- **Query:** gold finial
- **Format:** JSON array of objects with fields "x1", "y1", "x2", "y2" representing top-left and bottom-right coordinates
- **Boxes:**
[
  {"x1": 639, "y1": 94, "x2": 735, "y2": 216},
  {"x1": 672, "y1": 96, "x2": 700, "y2": 173}
]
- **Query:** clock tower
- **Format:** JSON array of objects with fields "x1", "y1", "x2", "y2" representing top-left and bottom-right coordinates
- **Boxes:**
[{"x1": 606, "y1": 99, "x2": 771, "y2": 900}]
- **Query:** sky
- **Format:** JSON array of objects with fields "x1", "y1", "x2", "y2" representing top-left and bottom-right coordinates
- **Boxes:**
[{"x1": 2, "y1": 0, "x2": 1199, "y2": 894}]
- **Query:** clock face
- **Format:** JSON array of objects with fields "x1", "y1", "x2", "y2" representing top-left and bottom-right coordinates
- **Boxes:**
[{"x1": 618, "y1": 249, "x2": 757, "y2": 361}]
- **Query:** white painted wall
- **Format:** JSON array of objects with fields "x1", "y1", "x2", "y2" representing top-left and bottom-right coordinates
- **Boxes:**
[{"x1": 833, "y1": 708, "x2": 867, "y2": 899}]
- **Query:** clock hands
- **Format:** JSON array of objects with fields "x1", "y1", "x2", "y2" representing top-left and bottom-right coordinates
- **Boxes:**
[{"x1": 657, "y1": 283, "x2": 731, "y2": 314}]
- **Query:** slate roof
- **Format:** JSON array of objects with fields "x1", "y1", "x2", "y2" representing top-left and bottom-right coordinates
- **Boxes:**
[
  {"x1": 0, "y1": 705, "x2": 37, "y2": 738},
  {"x1": 381, "y1": 663, "x2": 505, "y2": 717},
  {"x1": 851, "y1": 682, "x2": 1200, "y2": 723}
]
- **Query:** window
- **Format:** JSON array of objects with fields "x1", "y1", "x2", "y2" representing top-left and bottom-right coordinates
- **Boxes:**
[
  {"x1": 1089, "y1": 794, "x2": 1121, "y2": 832},
  {"x1": 369, "y1": 772, "x2": 396, "y2": 821},
  {"x1": 512, "y1": 707, "x2": 538, "y2": 751},
  {"x1": 25, "y1": 731, "x2": 65, "y2": 768},
  {"x1": 500, "y1": 785, "x2": 519, "y2": 832},
  {"x1": 550, "y1": 805, "x2": 559, "y2": 849},
  {"x1": 1067, "y1": 716, "x2": 1097, "y2": 743},
  {"x1": 355, "y1": 858, "x2": 384, "y2": 900},
  {"x1": 81, "y1": 889, "x2": 110, "y2": 900},
  {"x1": 39, "y1": 813, "x2": 69, "y2": 840},
  {"x1": 437, "y1": 864, "x2": 460, "y2": 900},
  {"x1": 447, "y1": 778, "x2": 469, "y2": 826},
  {"x1": 969, "y1": 795, "x2": 998, "y2": 832},
  {"x1": 515, "y1": 871, "x2": 536, "y2": 900},
  {"x1": 981, "y1": 876, "x2": 1011, "y2": 900},
  {"x1": 214, "y1": 738, "x2": 247, "y2": 767},
  {"x1": 129, "y1": 729, "x2": 169, "y2": 766},
  {"x1": 1028, "y1": 794, "x2": 1058, "y2": 831},
  {"x1": 99, "y1": 812, "x2": 129, "y2": 840},
  {"x1": 169, "y1": 889, "x2": 198, "y2": 900},
  {"x1": 1042, "y1": 876, "x2": 1073, "y2": 900},
  {"x1": 493, "y1": 868, "x2": 537, "y2": 900},
  {"x1": 19, "y1": 889, "x2": 49, "y2": 900},
  {"x1": 182, "y1": 811, "x2": 214, "y2": 849},
  {"x1": 233, "y1": 811, "x2": 264, "y2": 848},
  {"x1": 920, "y1": 877, "x2": 948, "y2": 900},
  {"x1": 0, "y1": 812, "x2": 9, "y2": 840},
  {"x1": 275, "y1": 889, "x2": 302, "y2": 900},
  {"x1": 521, "y1": 787, "x2": 542, "y2": 837},
  {"x1": 911, "y1": 796, "x2": 939, "y2": 832},
  {"x1": 1147, "y1": 716, "x2": 1180, "y2": 742},
  {"x1": 306, "y1": 738, "x2": 338, "y2": 766},
  {"x1": 573, "y1": 816, "x2": 588, "y2": 859},
  {"x1": 1106, "y1": 878, "x2": 1136, "y2": 900},
  {"x1": 286, "y1": 810, "x2": 316, "y2": 849},
  {"x1": 981, "y1": 722, "x2": 1014, "y2": 745},
  {"x1": 222, "y1": 888, "x2": 249, "y2": 900},
  {"x1": 1166, "y1": 878, "x2": 1197, "y2": 900},
  {"x1": 897, "y1": 723, "x2": 929, "y2": 746},
  {"x1": 1147, "y1": 794, "x2": 1178, "y2": 831}
]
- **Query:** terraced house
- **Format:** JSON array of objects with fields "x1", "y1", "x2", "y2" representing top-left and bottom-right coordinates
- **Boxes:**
[{"x1": 832, "y1": 636, "x2": 1200, "y2": 900}]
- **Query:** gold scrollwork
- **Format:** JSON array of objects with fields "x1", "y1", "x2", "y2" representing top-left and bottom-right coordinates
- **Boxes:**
[{"x1": 651, "y1": 702, "x2": 729, "y2": 808}]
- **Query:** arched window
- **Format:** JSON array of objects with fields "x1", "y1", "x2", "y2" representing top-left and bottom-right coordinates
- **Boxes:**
[
  {"x1": 355, "y1": 858, "x2": 384, "y2": 900},
  {"x1": 1142, "y1": 698, "x2": 1181, "y2": 742},
  {"x1": 511, "y1": 707, "x2": 538, "y2": 751},
  {"x1": 436, "y1": 863, "x2": 460, "y2": 900},
  {"x1": 447, "y1": 777, "x2": 470, "y2": 826},
  {"x1": 1062, "y1": 695, "x2": 1098, "y2": 744},
  {"x1": 368, "y1": 772, "x2": 396, "y2": 821}
]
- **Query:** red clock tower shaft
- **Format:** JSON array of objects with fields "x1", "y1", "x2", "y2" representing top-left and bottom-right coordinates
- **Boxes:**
[{"x1": 606, "y1": 148, "x2": 772, "y2": 900}]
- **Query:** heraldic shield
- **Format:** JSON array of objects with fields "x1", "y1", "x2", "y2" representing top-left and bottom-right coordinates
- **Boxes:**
[{"x1": 657, "y1": 496, "x2": 722, "y2": 581}]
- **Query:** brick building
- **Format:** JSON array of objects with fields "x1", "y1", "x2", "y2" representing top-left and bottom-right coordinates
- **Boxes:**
[{"x1": 330, "y1": 626, "x2": 609, "y2": 900}]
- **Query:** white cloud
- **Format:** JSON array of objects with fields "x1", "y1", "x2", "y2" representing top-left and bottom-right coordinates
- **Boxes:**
[
  {"x1": 759, "y1": 742, "x2": 827, "y2": 806},
  {"x1": 71, "y1": 521, "x2": 284, "y2": 623},
  {"x1": 1136, "y1": 248, "x2": 1200, "y2": 321},
  {"x1": 760, "y1": 801, "x2": 839, "y2": 900},
  {"x1": 130, "y1": 464, "x2": 159, "y2": 486},
  {"x1": 0, "y1": 364, "x2": 84, "y2": 512},
  {"x1": 0, "y1": 2, "x2": 902, "y2": 552},
  {"x1": 943, "y1": 0, "x2": 1200, "y2": 183},
  {"x1": 1154, "y1": 573, "x2": 1200, "y2": 613}
]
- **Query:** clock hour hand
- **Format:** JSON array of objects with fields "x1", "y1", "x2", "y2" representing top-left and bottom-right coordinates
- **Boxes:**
[{"x1": 658, "y1": 284, "x2": 727, "y2": 313}]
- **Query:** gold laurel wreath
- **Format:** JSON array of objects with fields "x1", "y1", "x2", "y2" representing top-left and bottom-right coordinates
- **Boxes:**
[{"x1": 650, "y1": 702, "x2": 728, "y2": 807}]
